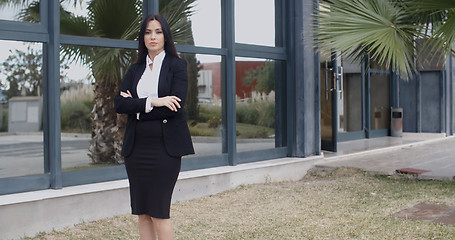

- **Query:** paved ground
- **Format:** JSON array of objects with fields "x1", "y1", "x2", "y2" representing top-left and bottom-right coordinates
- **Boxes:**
[
  {"x1": 0, "y1": 132, "x2": 453, "y2": 180},
  {"x1": 0, "y1": 133, "x2": 275, "y2": 178},
  {"x1": 318, "y1": 134, "x2": 455, "y2": 180}
]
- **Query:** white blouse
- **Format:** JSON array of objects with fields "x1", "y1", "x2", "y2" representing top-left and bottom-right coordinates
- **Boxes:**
[{"x1": 136, "y1": 51, "x2": 166, "y2": 119}]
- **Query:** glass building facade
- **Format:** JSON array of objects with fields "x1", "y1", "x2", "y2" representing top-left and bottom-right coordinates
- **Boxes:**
[{"x1": 0, "y1": 0, "x2": 453, "y2": 195}]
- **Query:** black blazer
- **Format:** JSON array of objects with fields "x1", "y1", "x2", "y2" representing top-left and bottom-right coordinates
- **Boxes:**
[{"x1": 114, "y1": 54, "x2": 194, "y2": 158}]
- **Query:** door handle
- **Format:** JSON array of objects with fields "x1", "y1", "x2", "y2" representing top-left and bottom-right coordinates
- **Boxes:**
[
  {"x1": 337, "y1": 66, "x2": 343, "y2": 99},
  {"x1": 325, "y1": 61, "x2": 329, "y2": 100}
]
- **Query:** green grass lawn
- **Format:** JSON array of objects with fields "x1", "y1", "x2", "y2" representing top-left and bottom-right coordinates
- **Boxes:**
[{"x1": 21, "y1": 167, "x2": 455, "y2": 240}]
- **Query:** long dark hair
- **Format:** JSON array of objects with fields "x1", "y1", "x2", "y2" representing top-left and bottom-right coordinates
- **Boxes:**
[{"x1": 137, "y1": 14, "x2": 179, "y2": 63}]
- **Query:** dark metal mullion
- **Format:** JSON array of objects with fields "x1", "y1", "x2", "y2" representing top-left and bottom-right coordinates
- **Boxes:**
[
  {"x1": 331, "y1": 53, "x2": 338, "y2": 151},
  {"x1": 363, "y1": 57, "x2": 371, "y2": 138},
  {"x1": 0, "y1": 175, "x2": 50, "y2": 195},
  {"x1": 235, "y1": 43, "x2": 287, "y2": 60},
  {"x1": 440, "y1": 70, "x2": 445, "y2": 133},
  {"x1": 0, "y1": 19, "x2": 47, "y2": 33},
  {"x1": 450, "y1": 56, "x2": 454, "y2": 135},
  {"x1": 274, "y1": 0, "x2": 286, "y2": 148},
  {"x1": 0, "y1": 29, "x2": 48, "y2": 42},
  {"x1": 144, "y1": 0, "x2": 159, "y2": 17},
  {"x1": 176, "y1": 45, "x2": 226, "y2": 56},
  {"x1": 150, "y1": 0, "x2": 159, "y2": 15},
  {"x1": 60, "y1": 35, "x2": 137, "y2": 49},
  {"x1": 221, "y1": 0, "x2": 236, "y2": 165},
  {"x1": 416, "y1": 73, "x2": 422, "y2": 132},
  {"x1": 61, "y1": 35, "x2": 227, "y2": 55},
  {"x1": 285, "y1": 0, "x2": 295, "y2": 156},
  {"x1": 47, "y1": 0, "x2": 62, "y2": 189}
]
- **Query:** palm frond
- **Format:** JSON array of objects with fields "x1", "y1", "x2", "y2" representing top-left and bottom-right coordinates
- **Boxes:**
[
  {"x1": 315, "y1": 0, "x2": 420, "y2": 79},
  {"x1": 88, "y1": 0, "x2": 142, "y2": 40},
  {"x1": 406, "y1": 0, "x2": 455, "y2": 57},
  {"x1": 160, "y1": 0, "x2": 196, "y2": 44}
]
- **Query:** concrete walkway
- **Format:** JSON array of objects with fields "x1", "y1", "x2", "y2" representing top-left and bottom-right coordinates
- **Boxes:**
[{"x1": 317, "y1": 133, "x2": 455, "y2": 180}]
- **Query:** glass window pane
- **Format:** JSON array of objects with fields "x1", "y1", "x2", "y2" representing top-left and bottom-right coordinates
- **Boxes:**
[
  {"x1": 235, "y1": 57, "x2": 284, "y2": 152},
  {"x1": 320, "y1": 52, "x2": 333, "y2": 141},
  {"x1": 60, "y1": 45, "x2": 136, "y2": 171},
  {"x1": 0, "y1": 40, "x2": 44, "y2": 178},
  {"x1": 416, "y1": 38, "x2": 446, "y2": 71},
  {"x1": 188, "y1": 0, "x2": 221, "y2": 48},
  {"x1": 0, "y1": 1, "x2": 40, "y2": 22},
  {"x1": 181, "y1": 54, "x2": 223, "y2": 157},
  {"x1": 370, "y1": 72, "x2": 390, "y2": 130},
  {"x1": 60, "y1": 0, "x2": 143, "y2": 40},
  {"x1": 340, "y1": 56, "x2": 362, "y2": 132},
  {"x1": 235, "y1": 0, "x2": 275, "y2": 46}
]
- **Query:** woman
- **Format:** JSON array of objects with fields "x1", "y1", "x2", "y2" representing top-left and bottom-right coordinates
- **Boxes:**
[{"x1": 114, "y1": 14, "x2": 194, "y2": 240}]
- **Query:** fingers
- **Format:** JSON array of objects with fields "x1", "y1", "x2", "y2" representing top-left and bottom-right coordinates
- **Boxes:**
[
  {"x1": 120, "y1": 91, "x2": 132, "y2": 98},
  {"x1": 163, "y1": 96, "x2": 181, "y2": 112}
]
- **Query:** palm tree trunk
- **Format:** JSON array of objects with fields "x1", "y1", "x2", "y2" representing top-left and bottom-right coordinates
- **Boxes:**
[{"x1": 88, "y1": 80, "x2": 123, "y2": 164}]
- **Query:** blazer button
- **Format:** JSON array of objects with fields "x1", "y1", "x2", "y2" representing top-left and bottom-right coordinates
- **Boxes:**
[{"x1": 163, "y1": 119, "x2": 167, "y2": 124}]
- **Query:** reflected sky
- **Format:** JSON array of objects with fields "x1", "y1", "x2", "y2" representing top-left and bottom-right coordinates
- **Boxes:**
[{"x1": 0, "y1": 0, "x2": 275, "y2": 83}]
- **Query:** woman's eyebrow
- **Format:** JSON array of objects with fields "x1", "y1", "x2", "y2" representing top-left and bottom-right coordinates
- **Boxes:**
[{"x1": 145, "y1": 27, "x2": 162, "y2": 31}]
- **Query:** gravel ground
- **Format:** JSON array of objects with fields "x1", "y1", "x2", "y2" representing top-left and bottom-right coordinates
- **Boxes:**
[{"x1": 21, "y1": 167, "x2": 455, "y2": 240}]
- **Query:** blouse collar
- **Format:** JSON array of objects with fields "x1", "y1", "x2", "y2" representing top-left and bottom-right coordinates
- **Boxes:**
[{"x1": 146, "y1": 50, "x2": 166, "y2": 65}]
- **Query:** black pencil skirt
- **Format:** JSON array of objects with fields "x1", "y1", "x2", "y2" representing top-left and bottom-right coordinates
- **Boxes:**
[{"x1": 124, "y1": 119, "x2": 181, "y2": 219}]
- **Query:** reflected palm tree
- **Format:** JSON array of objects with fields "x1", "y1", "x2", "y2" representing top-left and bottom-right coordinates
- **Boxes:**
[
  {"x1": 315, "y1": 0, "x2": 455, "y2": 79},
  {"x1": 3, "y1": 0, "x2": 196, "y2": 164}
]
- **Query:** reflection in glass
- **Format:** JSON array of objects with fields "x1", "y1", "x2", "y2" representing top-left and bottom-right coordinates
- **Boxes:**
[
  {"x1": 60, "y1": 0, "x2": 196, "y2": 47},
  {"x1": 370, "y1": 72, "x2": 390, "y2": 130},
  {"x1": 340, "y1": 56, "x2": 362, "y2": 132},
  {"x1": 235, "y1": 0, "x2": 275, "y2": 46},
  {"x1": 60, "y1": 0, "x2": 142, "y2": 39},
  {"x1": 320, "y1": 53, "x2": 333, "y2": 141},
  {"x1": 0, "y1": 1, "x2": 40, "y2": 22},
  {"x1": 181, "y1": 54, "x2": 222, "y2": 157},
  {"x1": 235, "y1": 58, "x2": 280, "y2": 152},
  {"x1": 60, "y1": 61, "x2": 94, "y2": 171},
  {"x1": 0, "y1": 40, "x2": 44, "y2": 178},
  {"x1": 189, "y1": 0, "x2": 221, "y2": 48},
  {"x1": 60, "y1": 44, "x2": 136, "y2": 171}
]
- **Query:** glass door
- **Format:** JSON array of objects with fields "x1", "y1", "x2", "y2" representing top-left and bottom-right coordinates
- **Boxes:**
[
  {"x1": 320, "y1": 52, "x2": 341, "y2": 151},
  {"x1": 337, "y1": 55, "x2": 364, "y2": 141}
]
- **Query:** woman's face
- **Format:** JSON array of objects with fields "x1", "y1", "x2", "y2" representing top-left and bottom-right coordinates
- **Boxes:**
[{"x1": 144, "y1": 20, "x2": 165, "y2": 57}]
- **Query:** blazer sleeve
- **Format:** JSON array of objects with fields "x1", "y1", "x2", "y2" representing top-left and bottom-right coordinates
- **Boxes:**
[
  {"x1": 139, "y1": 58, "x2": 189, "y2": 120},
  {"x1": 114, "y1": 64, "x2": 147, "y2": 114}
]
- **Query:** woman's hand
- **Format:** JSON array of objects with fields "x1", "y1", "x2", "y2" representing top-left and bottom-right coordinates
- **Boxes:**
[
  {"x1": 120, "y1": 90, "x2": 132, "y2": 98},
  {"x1": 151, "y1": 96, "x2": 181, "y2": 112}
]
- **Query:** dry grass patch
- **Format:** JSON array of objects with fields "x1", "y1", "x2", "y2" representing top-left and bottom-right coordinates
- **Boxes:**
[{"x1": 22, "y1": 167, "x2": 455, "y2": 240}]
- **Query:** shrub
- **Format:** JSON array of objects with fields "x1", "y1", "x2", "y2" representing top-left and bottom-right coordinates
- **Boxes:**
[
  {"x1": 60, "y1": 84, "x2": 94, "y2": 133},
  {"x1": 236, "y1": 101, "x2": 275, "y2": 128},
  {"x1": 61, "y1": 99, "x2": 93, "y2": 132},
  {"x1": 198, "y1": 105, "x2": 221, "y2": 122},
  {"x1": 208, "y1": 116, "x2": 222, "y2": 128}
]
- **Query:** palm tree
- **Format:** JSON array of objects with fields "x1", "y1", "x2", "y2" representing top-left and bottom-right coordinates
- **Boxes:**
[
  {"x1": 315, "y1": 0, "x2": 455, "y2": 79},
  {"x1": 4, "y1": 0, "x2": 196, "y2": 164}
]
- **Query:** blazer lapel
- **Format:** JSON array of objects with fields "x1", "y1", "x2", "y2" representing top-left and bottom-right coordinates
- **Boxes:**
[{"x1": 158, "y1": 55, "x2": 171, "y2": 97}]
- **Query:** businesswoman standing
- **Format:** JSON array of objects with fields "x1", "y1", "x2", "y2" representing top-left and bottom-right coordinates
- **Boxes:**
[{"x1": 114, "y1": 14, "x2": 194, "y2": 240}]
